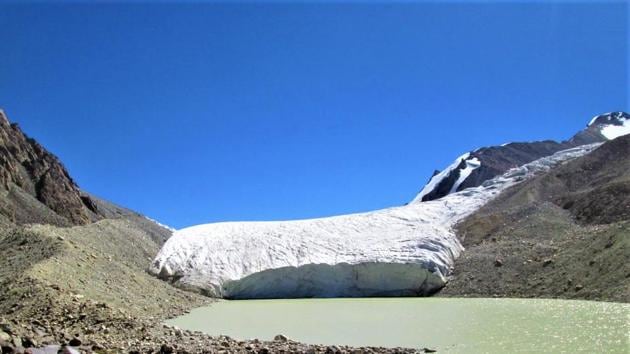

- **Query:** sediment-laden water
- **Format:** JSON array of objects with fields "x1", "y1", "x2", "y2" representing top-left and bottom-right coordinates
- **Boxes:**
[{"x1": 167, "y1": 298, "x2": 629, "y2": 353}]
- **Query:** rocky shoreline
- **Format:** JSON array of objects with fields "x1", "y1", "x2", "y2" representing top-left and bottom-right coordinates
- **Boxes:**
[{"x1": 0, "y1": 302, "x2": 426, "y2": 354}]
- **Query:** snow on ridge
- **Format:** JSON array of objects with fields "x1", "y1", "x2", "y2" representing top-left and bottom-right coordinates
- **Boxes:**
[
  {"x1": 600, "y1": 117, "x2": 630, "y2": 140},
  {"x1": 150, "y1": 144, "x2": 601, "y2": 299},
  {"x1": 449, "y1": 157, "x2": 480, "y2": 194},
  {"x1": 145, "y1": 216, "x2": 176, "y2": 232},
  {"x1": 412, "y1": 152, "x2": 470, "y2": 203},
  {"x1": 588, "y1": 112, "x2": 612, "y2": 127},
  {"x1": 587, "y1": 112, "x2": 630, "y2": 140}
]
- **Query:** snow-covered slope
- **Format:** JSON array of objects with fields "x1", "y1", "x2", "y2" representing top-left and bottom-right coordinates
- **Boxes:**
[
  {"x1": 150, "y1": 144, "x2": 600, "y2": 299},
  {"x1": 589, "y1": 112, "x2": 630, "y2": 140},
  {"x1": 412, "y1": 153, "x2": 480, "y2": 203},
  {"x1": 414, "y1": 112, "x2": 629, "y2": 203}
]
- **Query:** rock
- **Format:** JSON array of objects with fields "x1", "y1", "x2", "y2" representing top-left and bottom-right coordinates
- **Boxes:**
[
  {"x1": 273, "y1": 334, "x2": 288, "y2": 342},
  {"x1": 0, "y1": 330, "x2": 11, "y2": 342},
  {"x1": 1, "y1": 344, "x2": 16, "y2": 354},
  {"x1": 0, "y1": 324, "x2": 13, "y2": 335},
  {"x1": 159, "y1": 344, "x2": 174, "y2": 354},
  {"x1": 494, "y1": 258, "x2": 504, "y2": 267},
  {"x1": 11, "y1": 336, "x2": 22, "y2": 348},
  {"x1": 575, "y1": 284, "x2": 584, "y2": 291},
  {"x1": 423, "y1": 348, "x2": 437, "y2": 353},
  {"x1": 67, "y1": 337, "x2": 81, "y2": 347},
  {"x1": 21, "y1": 337, "x2": 37, "y2": 348},
  {"x1": 326, "y1": 346, "x2": 341, "y2": 354},
  {"x1": 29, "y1": 345, "x2": 61, "y2": 354},
  {"x1": 542, "y1": 259, "x2": 553, "y2": 267},
  {"x1": 59, "y1": 346, "x2": 81, "y2": 354}
]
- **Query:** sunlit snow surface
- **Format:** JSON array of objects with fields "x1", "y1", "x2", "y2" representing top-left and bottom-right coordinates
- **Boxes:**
[
  {"x1": 589, "y1": 112, "x2": 630, "y2": 140},
  {"x1": 151, "y1": 144, "x2": 600, "y2": 298},
  {"x1": 600, "y1": 118, "x2": 630, "y2": 140}
]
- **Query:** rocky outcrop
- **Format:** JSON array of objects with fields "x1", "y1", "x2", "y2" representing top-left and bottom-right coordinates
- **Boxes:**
[
  {"x1": 440, "y1": 135, "x2": 630, "y2": 302},
  {"x1": 0, "y1": 110, "x2": 97, "y2": 225},
  {"x1": 0, "y1": 110, "x2": 173, "y2": 243},
  {"x1": 416, "y1": 112, "x2": 628, "y2": 202}
]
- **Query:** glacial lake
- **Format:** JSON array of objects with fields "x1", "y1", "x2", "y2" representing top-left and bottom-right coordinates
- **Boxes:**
[{"x1": 167, "y1": 297, "x2": 629, "y2": 353}]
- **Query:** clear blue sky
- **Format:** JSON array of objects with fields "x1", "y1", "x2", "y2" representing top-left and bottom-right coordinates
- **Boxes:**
[{"x1": 0, "y1": 1, "x2": 627, "y2": 229}]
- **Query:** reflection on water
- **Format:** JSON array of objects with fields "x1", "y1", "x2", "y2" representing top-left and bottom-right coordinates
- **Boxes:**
[{"x1": 167, "y1": 297, "x2": 629, "y2": 353}]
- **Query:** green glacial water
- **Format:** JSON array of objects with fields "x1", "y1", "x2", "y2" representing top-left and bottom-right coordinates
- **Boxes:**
[{"x1": 167, "y1": 297, "x2": 629, "y2": 353}]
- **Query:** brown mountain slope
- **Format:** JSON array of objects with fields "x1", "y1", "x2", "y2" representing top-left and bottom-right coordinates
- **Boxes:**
[
  {"x1": 439, "y1": 135, "x2": 630, "y2": 302},
  {"x1": 0, "y1": 110, "x2": 172, "y2": 245},
  {"x1": 0, "y1": 110, "x2": 98, "y2": 226}
]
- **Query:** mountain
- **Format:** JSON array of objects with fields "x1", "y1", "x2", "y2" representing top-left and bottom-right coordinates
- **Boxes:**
[
  {"x1": 0, "y1": 110, "x2": 218, "y2": 353},
  {"x1": 413, "y1": 112, "x2": 629, "y2": 202},
  {"x1": 440, "y1": 133, "x2": 630, "y2": 302},
  {"x1": 0, "y1": 109, "x2": 99, "y2": 226},
  {"x1": 149, "y1": 113, "x2": 628, "y2": 299},
  {"x1": 0, "y1": 109, "x2": 172, "y2": 245}
]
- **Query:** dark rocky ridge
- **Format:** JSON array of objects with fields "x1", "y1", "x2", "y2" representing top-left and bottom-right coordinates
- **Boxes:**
[
  {"x1": 0, "y1": 109, "x2": 99, "y2": 226},
  {"x1": 418, "y1": 112, "x2": 628, "y2": 202},
  {"x1": 0, "y1": 110, "x2": 172, "y2": 245}
]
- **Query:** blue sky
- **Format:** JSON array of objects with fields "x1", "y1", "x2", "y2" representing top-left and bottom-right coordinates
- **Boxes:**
[{"x1": 0, "y1": 1, "x2": 627, "y2": 229}]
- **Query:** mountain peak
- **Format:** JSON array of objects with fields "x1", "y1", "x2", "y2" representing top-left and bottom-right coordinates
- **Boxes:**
[
  {"x1": 0, "y1": 110, "x2": 99, "y2": 225},
  {"x1": 413, "y1": 112, "x2": 628, "y2": 203},
  {"x1": 587, "y1": 111, "x2": 630, "y2": 140},
  {"x1": 588, "y1": 111, "x2": 629, "y2": 127},
  {"x1": 0, "y1": 109, "x2": 9, "y2": 126}
]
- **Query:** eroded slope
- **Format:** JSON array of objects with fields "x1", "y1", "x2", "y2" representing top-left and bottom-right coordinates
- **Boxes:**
[{"x1": 440, "y1": 135, "x2": 630, "y2": 302}]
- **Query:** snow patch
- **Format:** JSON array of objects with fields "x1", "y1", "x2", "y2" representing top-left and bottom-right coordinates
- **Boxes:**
[
  {"x1": 412, "y1": 153, "x2": 470, "y2": 203},
  {"x1": 449, "y1": 157, "x2": 481, "y2": 193},
  {"x1": 600, "y1": 118, "x2": 630, "y2": 140},
  {"x1": 150, "y1": 144, "x2": 601, "y2": 299},
  {"x1": 145, "y1": 217, "x2": 176, "y2": 232},
  {"x1": 588, "y1": 113, "x2": 611, "y2": 127}
]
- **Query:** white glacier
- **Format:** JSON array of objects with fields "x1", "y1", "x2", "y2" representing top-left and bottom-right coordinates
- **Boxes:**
[{"x1": 150, "y1": 144, "x2": 601, "y2": 299}]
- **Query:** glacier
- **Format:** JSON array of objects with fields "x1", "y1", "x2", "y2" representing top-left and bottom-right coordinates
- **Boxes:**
[{"x1": 150, "y1": 144, "x2": 600, "y2": 299}]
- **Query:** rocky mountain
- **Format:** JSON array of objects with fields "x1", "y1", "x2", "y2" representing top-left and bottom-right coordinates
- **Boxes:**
[
  {"x1": 0, "y1": 110, "x2": 222, "y2": 353},
  {"x1": 413, "y1": 112, "x2": 629, "y2": 202},
  {"x1": 439, "y1": 133, "x2": 630, "y2": 302},
  {"x1": 0, "y1": 109, "x2": 172, "y2": 244},
  {"x1": 0, "y1": 109, "x2": 99, "y2": 226}
]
